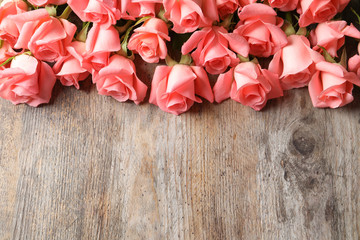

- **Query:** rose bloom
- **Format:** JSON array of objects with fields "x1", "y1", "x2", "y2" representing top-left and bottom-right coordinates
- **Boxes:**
[
  {"x1": 0, "y1": 54, "x2": 56, "y2": 107},
  {"x1": 308, "y1": 61, "x2": 360, "y2": 108},
  {"x1": 216, "y1": 0, "x2": 239, "y2": 20},
  {"x1": 85, "y1": 24, "x2": 121, "y2": 75},
  {"x1": 310, "y1": 21, "x2": 360, "y2": 57},
  {"x1": 128, "y1": 18, "x2": 170, "y2": 63},
  {"x1": 53, "y1": 41, "x2": 90, "y2": 89},
  {"x1": 297, "y1": 0, "x2": 351, "y2": 27},
  {"x1": 119, "y1": 0, "x2": 162, "y2": 20},
  {"x1": 164, "y1": 0, "x2": 218, "y2": 33},
  {"x1": 93, "y1": 55, "x2": 147, "y2": 105},
  {"x1": 268, "y1": 0, "x2": 298, "y2": 11},
  {"x1": 182, "y1": 26, "x2": 249, "y2": 75},
  {"x1": 234, "y1": 3, "x2": 287, "y2": 58},
  {"x1": 213, "y1": 61, "x2": 283, "y2": 111},
  {"x1": 27, "y1": 0, "x2": 67, "y2": 6},
  {"x1": 149, "y1": 64, "x2": 214, "y2": 115},
  {"x1": 0, "y1": 0, "x2": 28, "y2": 46},
  {"x1": 67, "y1": 0, "x2": 120, "y2": 29},
  {"x1": 269, "y1": 35, "x2": 324, "y2": 90},
  {"x1": 9, "y1": 9, "x2": 76, "y2": 62}
]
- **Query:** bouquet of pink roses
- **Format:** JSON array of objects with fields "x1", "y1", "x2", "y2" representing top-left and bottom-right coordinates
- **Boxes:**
[{"x1": 0, "y1": 0, "x2": 360, "y2": 115}]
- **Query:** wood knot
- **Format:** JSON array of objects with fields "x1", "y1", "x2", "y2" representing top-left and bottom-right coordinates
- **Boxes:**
[{"x1": 291, "y1": 129, "x2": 315, "y2": 156}]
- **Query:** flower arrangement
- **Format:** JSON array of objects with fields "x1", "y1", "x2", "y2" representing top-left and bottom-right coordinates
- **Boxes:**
[{"x1": 0, "y1": 0, "x2": 360, "y2": 115}]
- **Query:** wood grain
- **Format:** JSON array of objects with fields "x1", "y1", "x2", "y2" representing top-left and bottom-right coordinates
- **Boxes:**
[{"x1": 0, "y1": 59, "x2": 359, "y2": 240}]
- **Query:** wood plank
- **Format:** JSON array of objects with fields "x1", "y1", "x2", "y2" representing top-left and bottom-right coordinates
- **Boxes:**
[{"x1": 0, "y1": 61, "x2": 359, "y2": 239}]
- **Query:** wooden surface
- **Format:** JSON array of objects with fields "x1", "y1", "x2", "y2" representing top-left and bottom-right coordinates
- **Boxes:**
[{"x1": 0, "y1": 59, "x2": 359, "y2": 240}]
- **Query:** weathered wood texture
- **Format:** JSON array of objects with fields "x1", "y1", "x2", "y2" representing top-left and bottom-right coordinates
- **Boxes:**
[{"x1": 0, "y1": 59, "x2": 359, "y2": 240}]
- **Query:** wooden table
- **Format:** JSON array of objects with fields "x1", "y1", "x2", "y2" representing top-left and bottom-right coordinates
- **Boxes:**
[{"x1": 0, "y1": 60, "x2": 359, "y2": 240}]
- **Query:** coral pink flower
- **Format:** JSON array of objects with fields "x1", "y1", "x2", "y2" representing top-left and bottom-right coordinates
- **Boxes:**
[
  {"x1": 84, "y1": 24, "x2": 121, "y2": 75},
  {"x1": 8, "y1": 9, "x2": 76, "y2": 62},
  {"x1": 149, "y1": 64, "x2": 214, "y2": 115},
  {"x1": 309, "y1": 61, "x2": 360, "y2": 108},
  {"x1": 213, "y1": 61, "x2": 283, "y2": 111},
  {"x1": 0, "y1": 0, "x2": 28, "y2": 46},
  {"x1": 297, "y1": 0, "x2": 350, "y2": 27},
  {"x1": 0, "y1": 54, "x2": 56, "y2": 107},
  {"x1": 310, "y1": 21, "x2": 360, "y2": 57},
  {"x1": 67, "y1": 0, "x2": 120, "y2": 29},
  {"x1": 164, "y1": 0, "x2": 218, "y2": 33},
  {"x1": 349, "y1": 43, "x2": 360, "y2": 78},
  {"x1": 93, "y1": 55, "x2": 148, "y2": 105},
  {"x1": 53, "y1": 41, "x2": 90, "y2": 89},
  {"x1": 181, "y1": 26, "x2": 249, "y2": 75},
  {"x1": 0, "y1": 40, "x2": 19, "y2": 64},
  {"x1": 128, "y1": 18, "x2": 170, "y2": 63},
  {"x1": 234, "y1": 3, "x2": 287, "y2": 57},
  {"x1": 118, "y1": 0, "x2": 162, "y2": 20},
  {"x1": 269, "y1": 35, "x2": 324, "y2": 90}
]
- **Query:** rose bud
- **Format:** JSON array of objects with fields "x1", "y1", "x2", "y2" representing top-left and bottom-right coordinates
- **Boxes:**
[
  {"x1": 93, "y1": 55, "x2": 147, "y2": 105},
  {"x1": 181, "y1": 26, "x2": 249, "y2": 75},
  {"x1": 67, "y1": 0, "x2": 120, "y2": 29},
  {"x1": 269, "y1": 35, "x2": 324, "y2": 90},
  {"x1": 53, "y1": 41, "x2": 90, "y2": 89},
  {"x1": 297, "y1": 0, "x2": 350, "y2": 27},
  {"x1": 119, "y1": 0, "x2": 162, "y2": 20},
  {"x1": 234, "y1": 3, "x2": 287, "y2": 58},
  {"x1": 0, "y1": 54, "x2": 56, "y2": 107},
  {"x1": 310, "y1": 21, "x2": 360, "y2": 57},
  {"x1": 149, "y1": 64, "x2": 214, "y2": 115},
  {"x1": 213, "y1": 61, "x2": 283, "y2": 111},
  {"x1": 0, "y1": 0, "x2": 28, "y2": 46},
  {"x1": 309, "y1": 61, "x2": 360, "y2": 108},
  {"x1": 164, "y1": 0, "x2": 219, "y2": 33},
  {"x1": 128, "y1": 18, "x2": 170, "y2": 63}
]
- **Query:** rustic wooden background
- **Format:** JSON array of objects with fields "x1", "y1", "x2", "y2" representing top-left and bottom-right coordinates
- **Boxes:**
[{"x1": 0, "y1": 58, "x2": 359, "y2": 240}]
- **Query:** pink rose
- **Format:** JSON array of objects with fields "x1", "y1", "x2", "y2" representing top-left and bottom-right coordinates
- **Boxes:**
[
  {"x1": 9, "y1": 9, "x2": 77, "y2": 62},
  {"x1": 213, "y1": 61, "x2": 283, "y2": 111},
  {"x1": 216, "y1": 0, "x2": 239, "y2": 20},
  {"x1": 234, "y1": 3, "x2": 287, "y2": 57},
  {"x1": 85, "y1": 24, "x2": 121, "y2": 75},
  {"x1": 119, "y1": 0, "x2": 162, "y2": 20},
  {"x1": 67, "y1": 0, "x2": 120, "y2": 29},
  {"x1": 297, "y1": 0, "x2": 350, "y2": 27},
  {"x1": 181, "y1": 26, "x2": 249, "y2": 75},
  {"x1": 308, "y1": 61, "x2": 360, "y2": 108},
  {"x1": 128, "y1": 18, "x2": 170, "y2": 63},
  {"x1": 310, "y1": 21, "x2": 360, "y2": 57},
  {"x1": 149, "y1": 64, "x2": 214, "y2": 115},
  {"x1": 268, "y1": 0, "x2": 298, "y2": 11},
  {"x1": 0, "y1": 41, "x2": 19, "y2": 65},
  {"x1": 93, "y1": 55, "x2": 147, "y2": 104},
  {"x1": 0, "y1": 54, "x2": 56, "y2": 107},
  {"x1": 269, "y1": 35, "x2": 324, "y2": 90},
  {"x1": 27, "y1": 0, "x2": 67, "y2": 6},
  {"x1": 0, "y1": 0, "x2": 28, "y2": 46},
  {"x1": 53, "y1": 41, "x2": 90, "y2": 89},
  {"x1": 164, "y1": 0, "x2": 219, "y2": 33}
]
